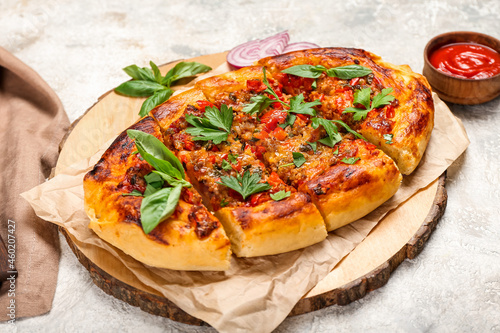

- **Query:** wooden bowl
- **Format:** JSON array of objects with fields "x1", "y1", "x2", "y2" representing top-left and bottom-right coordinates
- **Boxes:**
[{"x1": 423, "y1": 31, "x2": 500, "y2": 105}]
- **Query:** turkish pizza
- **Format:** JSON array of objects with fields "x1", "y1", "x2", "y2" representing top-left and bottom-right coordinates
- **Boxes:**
[{"x1": 83, "y1": 48, "x2": 434, "y2": 271}]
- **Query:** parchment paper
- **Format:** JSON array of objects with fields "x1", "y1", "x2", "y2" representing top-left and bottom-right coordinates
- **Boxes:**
[{"x1": 21, "y1": 68, "x2": 469, "y2": 332}]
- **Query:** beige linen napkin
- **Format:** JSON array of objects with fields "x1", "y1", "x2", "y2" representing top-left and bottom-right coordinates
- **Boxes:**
[{"x1": 0, "y1": 47, "x2": 69, "y2": 320}]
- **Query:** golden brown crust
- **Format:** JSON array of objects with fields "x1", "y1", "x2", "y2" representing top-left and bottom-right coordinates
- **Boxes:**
[
  {"x1": 83, "y1": 116, "x2": 232, "y2": 271},
  {"x1": 299, "y1": 142, "x2": 402, "y2": 231},
  {"x1": 215, "y1": 192, "x2": 327, "y2": 257},
  {"x1": 84, "y1": 47, "x2": 432, "y2": 270}
]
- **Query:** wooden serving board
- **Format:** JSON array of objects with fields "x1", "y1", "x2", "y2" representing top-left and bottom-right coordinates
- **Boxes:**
[{"x1": 56, "y1": 52, "x2": 447, "y2": 325}]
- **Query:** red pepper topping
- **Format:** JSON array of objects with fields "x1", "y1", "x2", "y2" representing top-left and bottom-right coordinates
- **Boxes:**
[
  {"x1": 196, "y1": 100, "x2": 214, "y2": 113},
  {"x1": 260, "y1": 109, "x2": 287, "y2": 132},
  {"x1": 247, "y1": 79, "x2": 267, "y2": 93}
]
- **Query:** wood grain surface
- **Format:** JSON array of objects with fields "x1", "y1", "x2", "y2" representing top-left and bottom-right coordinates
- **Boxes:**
[{"x1": 56, "y1": 52, "x2": 447, "y2": 325}]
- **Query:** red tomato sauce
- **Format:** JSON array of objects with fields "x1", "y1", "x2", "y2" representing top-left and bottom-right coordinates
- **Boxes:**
[{"x1": 429, "y1": 42, "x2": 500, "y2": 79}]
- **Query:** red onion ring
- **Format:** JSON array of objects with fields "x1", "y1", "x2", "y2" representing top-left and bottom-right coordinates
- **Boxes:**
[
  {"x1": 227, "y1": 31, "x2": 290, "y2": 68},
  {"x1": 282, "y1": 42, "x2": 321, "y2": 53}
]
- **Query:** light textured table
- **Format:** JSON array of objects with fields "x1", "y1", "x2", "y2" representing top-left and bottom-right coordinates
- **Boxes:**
[{"x1": 2, "y1": 0, "x2": 500, "y2": 331}]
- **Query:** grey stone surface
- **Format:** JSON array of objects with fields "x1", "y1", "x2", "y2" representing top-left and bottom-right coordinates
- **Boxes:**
[{"x1": 1, "y1": 0, "x2": 500, "y2": 332}]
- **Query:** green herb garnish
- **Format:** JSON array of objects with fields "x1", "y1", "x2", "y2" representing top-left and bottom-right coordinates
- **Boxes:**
[
  {"x1": 270, "y1": 190, "x2": 291, "y2": 201},
  {"x1": 140, "y1": 185, "x2": 182, "y2": 234},
  {"x1": 116, "y1": 61, "x2": 212, "y2": 117},
  {"x1": 282, "y1": 64, "x2": 372, "y2": 80},
  {"x1": 307, "y1": 141, "x2": 317, "y2": 153},
  {"x1": 185, "y1": 104, "x2": 233, "y2": 144},
  {"x1": 311, "y1": 117, "x2": 343, "y2": 148},
  {"x1": 384, "y1": 133, "x2": 394, "y2": 144},
  {"x1": 292, "y1": 152, "x2": 306, "y2": 168},
  {"x1": 341, "y1": 157, "x2": 360, "y2": 165},
  {"x1": 343, "y1": 87, "x2": 395, "y2": 121},
  {"x1": 127, "y1": 130, "x2": 190, "y2": 234},
  {"x1": 122, "y1": 189, "x2": 144, "y2": 197},
  {"x1": 243, "y1": 68, "x2": 320, "y2": 117},
  {"x1": 217, "y1": 170, "x2": 271, "y2": 200}
]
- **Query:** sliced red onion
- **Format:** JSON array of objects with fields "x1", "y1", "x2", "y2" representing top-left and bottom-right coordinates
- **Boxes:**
[
  {"x1": 282, "y1": 42, "x2": 321, "y2": 53},
  {"x1": 227, "y1": 31, "x2": 290, "y2": 68}
]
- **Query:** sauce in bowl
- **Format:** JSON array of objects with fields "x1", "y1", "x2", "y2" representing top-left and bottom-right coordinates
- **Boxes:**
[{"x1": 429, "y1": 42, "x2": 500, "y2": 79}]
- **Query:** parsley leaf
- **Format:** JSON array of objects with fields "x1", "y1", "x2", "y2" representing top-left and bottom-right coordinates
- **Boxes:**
[
  {"x1": 342, "y1": 157, "x2": 360, "y2": 164},
  {"x1": 292, "y1": 152, "x2": 306, "y2": 167},
  {"x1": 221, "y1": 159, "x2": 233, "y2": 171},
  {"x1": 243, "y1": 68, "x2": 320, "y2": 117},
  {"x1": 384, "y1": 133, "x2": 394, "y2": 144},
  {"x1": 343, "y1": 88, "x2": 395, "y2": 121},
  {"x1": 228, "y1": 153, "x2": 238, "y2": 164},
  {"x1": 270, "y1": 190, "x2": 291, "y2": 201},
  {"x1": 311, "y1": 117, "x2": 342, "y2": 148},
  {"x1": 288, "y1": 93, "x2": 320, "y2": 116},
  {"x1": 185, "y1": 104, "x2": 233, "y2": 144},
  {"x1": 242, "y1": 94, "x2": 274, "y2": 115},
  {"x1": 217, "y1": 171, "x2": 271, "y2": 200}
]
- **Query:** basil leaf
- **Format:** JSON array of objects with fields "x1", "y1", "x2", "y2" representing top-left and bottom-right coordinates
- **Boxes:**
[
  {"x1": 307, "y1": 141, "x2": 317, "y2": 153},
  {"x1": 217, "y1": 171, "x2": 271, "y2": 200},
  {"x1": 127, "y1": 130, "x2": 185, "y2": 179},
  {"x1": 270, "y1": 190, "x2": 291, "y2": 201},
  {"x1": 384, "y1": 133, "x2": 394, "y2": 144},
  {"x1": 153, "y1": 171, "x2": 191, "y2": 187},
  {"x1": 162, "y1": 62, "x2": 212, "y2": 87},
  {"x1": 150, "y1": 61, "x2": 163, "y2": 84},
  {"x1": 139, "y1": 89, "x2": 173, "y2": 117},
  {"x1": 341, "y1": 157, "x2": 360, "y2": 165},
  {"x1": 325, "y1": 65, "x2": 372, "y2": 80},
  {"x1": 140, "y1": 185, "x2": 182, "y2": 234},
  {"x1": 243, "y1": 94, "x2": 274, "y2": 115},
  {"x1": 330, "y1": 119, "x2": 367, "y2": 141},
  {"x1": 371, "y1": 88, "x2": 395, "y2": 109},
  {"x1": 122, "y1": 189, "x2": 144, "y2": 197},
  {"x1": 288, "y1": 94, "x2": 320, "y2": 116},
  {"x1": 122, "y1": 65, "x2": 156, "y2": 82},
  {"x1": 281, "y1": 64, "x2": 325, "y2": 79},
  {"x1": 115, "y1": 80, "x2": 168, "y2": 97},
  {"x1": 333, "y1": 147, "x2": 339, "y2": 155},
  {"x1": 292, "y1": 152, "x2": 306, "y2": 168}
]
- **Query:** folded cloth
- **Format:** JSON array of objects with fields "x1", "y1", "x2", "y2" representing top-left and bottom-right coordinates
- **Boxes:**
[{"x1": 0, "y1": 47, "x2": 69, "y2": 320}]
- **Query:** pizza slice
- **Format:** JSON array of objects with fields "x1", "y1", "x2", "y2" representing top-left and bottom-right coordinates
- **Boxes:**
[
  {"x1": 257, "y1": 48, "x2": 434, "y2": 175},
  {"x1": 83, "y1": 116, "x2": 232, "y2": 271},
  {"x1": 178, "y1": 147, "x2": 327, "y2": 257},
  {"x1": 192, "y1": 67, "x2": 402, "y2": 231}
]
